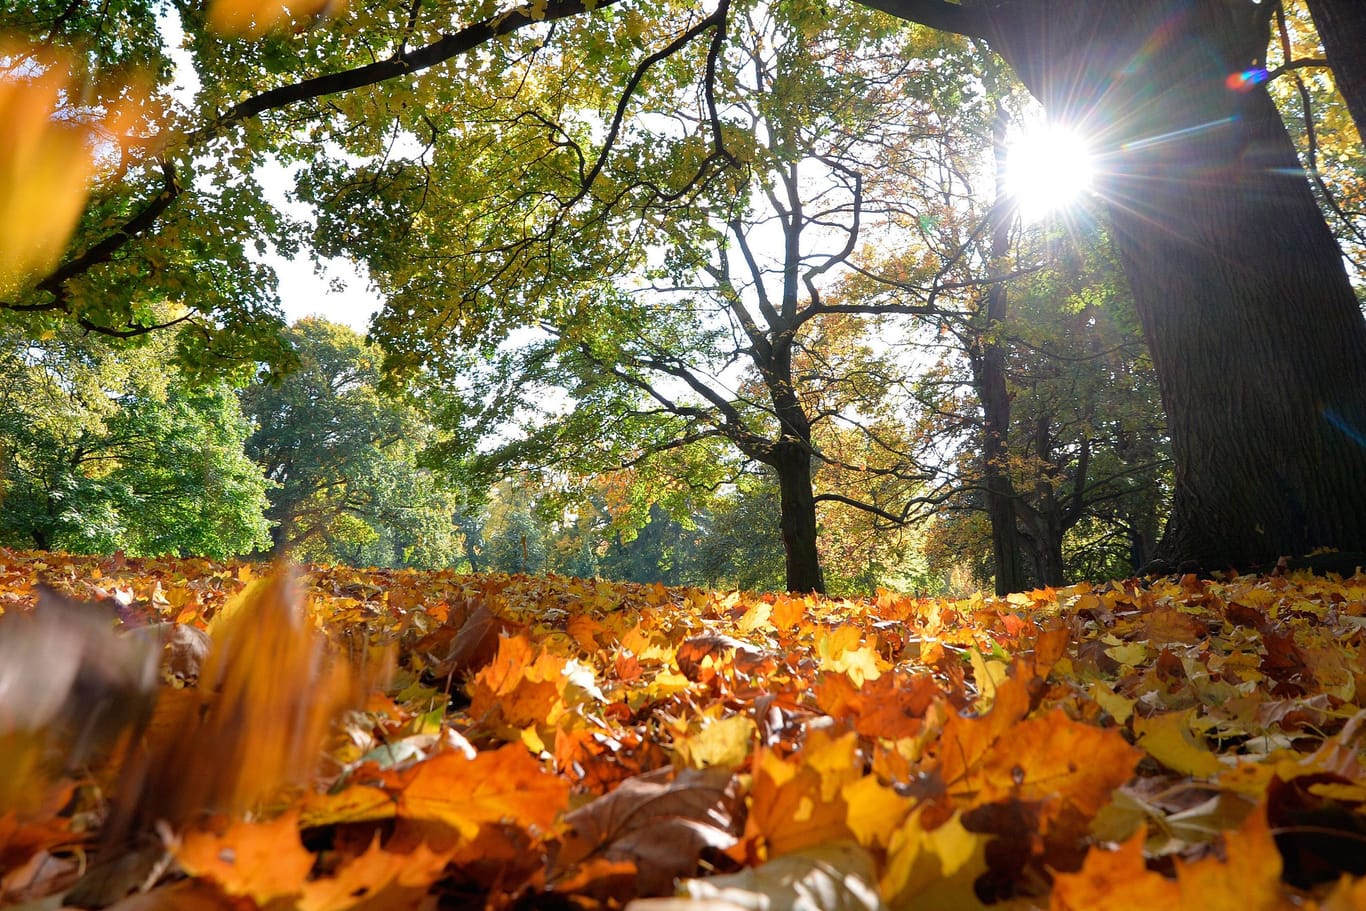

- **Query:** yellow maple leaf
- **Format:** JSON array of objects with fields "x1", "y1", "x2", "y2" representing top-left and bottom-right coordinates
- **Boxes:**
[
  {"x1": 673, "y1": 714, "x2": 755, "y2": 771},
  {"x1": 881, "y1": 808, "x2": 990, "y2": 911},
  {"x1": 736, "y1": 600, "x2": 772, "y2": 632},
  {"x1": 817, "y1": 626, "x2": 886, "y2": 685},
  {"x1": 298, "y1": 785, "x2": 396, "y2": 829},
  {"x1": 843, "y1": 774, "x2": 914, "y2": 848},
  {"x1": 1134, "y1": 709, "x2": 1224, "y2": 778}
]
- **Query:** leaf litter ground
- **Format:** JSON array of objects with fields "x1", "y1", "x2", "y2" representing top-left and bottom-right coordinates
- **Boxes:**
[{"x1": 5, "y1": 550, "x2": 1366, "y2": 909}]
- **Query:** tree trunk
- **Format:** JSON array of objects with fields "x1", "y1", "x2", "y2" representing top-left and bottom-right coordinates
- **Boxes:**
[
  {"x1": 1305, "y1": 0, "x2": 1366, "y2": 140},
  {"x1": 772, "y1": 440, "x2": 826, "y2": 594},
  {"x1": 985, "y1": 0, "x2": 1366, "y2": 570},
  {"x1": 1014, "y1": 416, "x2": 1070, "y2": 587},
  {"x1": 269, "y1": 516, "x2": 289, "y2": 553},
  {"x1": 973, "y1": 105, "x2": 1028, "y2": 596},
  {"x1": 1017, "y1": 519, "x2": 1066, "y2": 587}
]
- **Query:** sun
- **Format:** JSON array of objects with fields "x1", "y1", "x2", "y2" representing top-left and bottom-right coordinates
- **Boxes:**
[{"x1": 1004, "y1": 123, "x2": 1096, "y2": 222}]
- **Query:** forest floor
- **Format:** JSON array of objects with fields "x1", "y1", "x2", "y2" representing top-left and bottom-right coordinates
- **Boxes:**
[{"x1": 3, "y1": 549, "x2": 1366, "y2": 910}]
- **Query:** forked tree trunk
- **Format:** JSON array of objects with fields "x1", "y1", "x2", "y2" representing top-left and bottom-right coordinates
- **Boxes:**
[
  {"x1": 984, "y1": 0, "x2": 1366, "y2": 570},
  {"x1": 1305, "y1": 0, "x2": 1366, "y2": 140},
  {"x1": 771, "y1": 439, "x2": 826, "y2": 594}
]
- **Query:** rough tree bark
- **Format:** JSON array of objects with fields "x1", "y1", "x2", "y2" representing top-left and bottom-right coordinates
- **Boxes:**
[
  {"x1": 770, "y1": 439, "x2": 826, "y2": 594},
  {"x1": 1304, "y1": 0, "x2": 1366, "y2": 139},
  {"x1": 866, "y1": 0, "x2": 1366, "y2": 570},
  {"x1": 1013, "y1": 417, "x2": 1087, "y2": 586},
  {"x1": 971, "y1": 104, "x2": 1027, "y2": 595}
]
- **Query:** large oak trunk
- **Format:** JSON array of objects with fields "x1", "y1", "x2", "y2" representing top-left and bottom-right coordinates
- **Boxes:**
[
  {"x1": 975, "y1": 106, "x2": 1027, "y2": 595},
  {"x1": 986, "y1": 0, "x2": 1366, "y2": 569}
]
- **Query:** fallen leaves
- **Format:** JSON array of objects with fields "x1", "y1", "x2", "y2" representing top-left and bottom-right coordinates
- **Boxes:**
[
  {"x1": 127, "y1": 569, "x2": 358, "y2": 825},
  {"x1": 0, "y1": 587, "x2": 158, "y2": 812},
  {"x1": 8, "y1": 553, "x2": 1366, "y2": 907},
  {"x1": 663, "y1": 840, "x2": 884, "y2": 911},
  {"x1": 1052, "y1": 805, "x2": 1292, "y2": 911},
  {"x1": 554, "y1": 766, "x2": 741, "y2": 896}
]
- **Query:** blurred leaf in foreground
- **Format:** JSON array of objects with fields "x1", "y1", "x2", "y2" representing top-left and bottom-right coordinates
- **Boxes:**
[
  {"x1": 207, "y1": 0, "x2": 348, "y2": 37},
  {"x1": 0, "y1": 587, "x2": 158, "y2": 813},
  {"x1": 0, "y1": 41, "x2": 142, "y2": 297},
  {"x1": 112, "y1": 569, "x2": 357, "y2": 830}
]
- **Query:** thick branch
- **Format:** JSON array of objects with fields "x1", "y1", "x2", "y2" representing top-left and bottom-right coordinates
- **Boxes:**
[
  {"x1": 849, "y1": 0, "x2": 988, "y2": 40},
  {"x1": 197, "y1": 0, "x2": 624, "y2": 141},
  {"x1": 18, "y1": 160, "x2": 181, "y2": 310}
]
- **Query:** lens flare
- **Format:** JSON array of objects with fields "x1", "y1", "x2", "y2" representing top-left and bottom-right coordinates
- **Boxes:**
[
  {"x1": 1225, "y1": 68, "x2": 1269, "y2": 92},
  {"x1": 1005, "y1": 124, "x2": 1095, "y2": 222}
]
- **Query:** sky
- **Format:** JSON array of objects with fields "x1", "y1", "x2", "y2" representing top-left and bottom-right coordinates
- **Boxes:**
[
  {"x1": 260, "y1": 230, "x2": 382, "y2": 333},
  {"x1": 253, "y1": 162, "x2": 383, "y2": 334}
]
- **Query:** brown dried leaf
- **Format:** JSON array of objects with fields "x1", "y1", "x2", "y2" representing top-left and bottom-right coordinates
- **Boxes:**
[{"x1": 556, "y1": 767, "x2": 742, "y2": 895}]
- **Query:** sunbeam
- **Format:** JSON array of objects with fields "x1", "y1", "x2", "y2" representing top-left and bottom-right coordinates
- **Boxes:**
[{"x1": 1005, "y1": 123, "x2": 1096, "y2": 222}]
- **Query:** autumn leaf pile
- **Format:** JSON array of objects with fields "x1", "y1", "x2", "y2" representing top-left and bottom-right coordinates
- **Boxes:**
[{"x1": 6, "y1": 551, "x2": 1366, "y2": 909}]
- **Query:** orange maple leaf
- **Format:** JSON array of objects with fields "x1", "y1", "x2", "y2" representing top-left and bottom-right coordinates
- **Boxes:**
[
  {"x1": 298, "y1": 836, "x2": 452, "y2": 911},
  {"x1": 740, "y1": 730, "x2": 863, "y2": 862},
  {"x1": 1050, "y1": 826, "x2": 1178, "y2": 911},
  {"x1": 946, "y1": 710, "x2": 1140, "y2": 820},
  {"x1": 207, "y1": 0, "x2": 344, "y2": 36},
  {"x1": 1053, "y1": 804, "x2": 1291, "y2": 911},
  {"x1": 933, "y1": 663, "x2": 1139, "y2": 825},
  {"x1": 932, "y1": 660, "x2": 1035, "y2": 791},
  {"x1": 394, "y1": 744, "x2": 569, "y2": 843},
  {"x1": 175, "y1": 810, "x2": 313, "y2": 905},
  {"x1": 467, "y1": 634, "x2": 567, "y2": 733},
  {"x1": 815, "y1": 670, "x2": 939, "y2": 741}
]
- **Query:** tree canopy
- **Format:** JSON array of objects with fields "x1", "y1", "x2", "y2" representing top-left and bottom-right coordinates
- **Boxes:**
[
  {"x1": 239, "y1": 317, "x2": 464, "y2": 568},
  {"x1": 2, "y1": 0, "x2": 1364, "y2": 588},
  {"x1": 0, "y1": 324, "x2": 273, "y2": 556}
]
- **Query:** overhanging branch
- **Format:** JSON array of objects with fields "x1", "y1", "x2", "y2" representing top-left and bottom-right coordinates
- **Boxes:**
[
  {"x1": 849, "y1": 0, "x2": 989, "y2": 40},
  {"x1": 196, "y1": 0, "x2": 627, "y2": 142}
]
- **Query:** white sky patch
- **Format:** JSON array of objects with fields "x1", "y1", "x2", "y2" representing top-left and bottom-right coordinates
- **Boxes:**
[
  {"x1": 254, "y1": 158, "x2": 383, "y2": 333},
  {"x1": 157, "y1": 7, "x2": 201, "y2": 109},
  {"x1": 263, "y1": 249, "x2": 381, "y2": 332}
]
